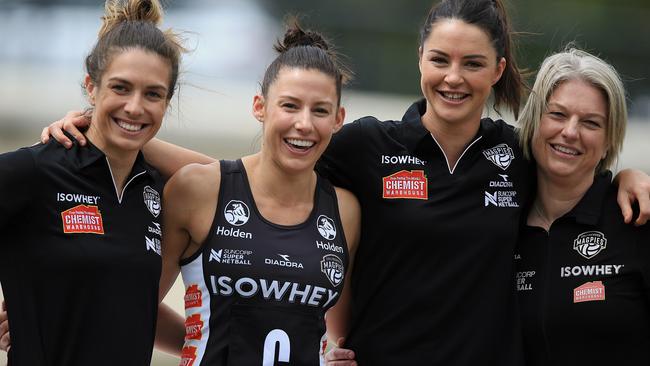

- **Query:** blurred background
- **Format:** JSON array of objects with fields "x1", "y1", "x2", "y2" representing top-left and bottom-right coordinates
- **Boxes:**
[{"x1": 0, "y1": 0, "x2": 648, "y2": 364}]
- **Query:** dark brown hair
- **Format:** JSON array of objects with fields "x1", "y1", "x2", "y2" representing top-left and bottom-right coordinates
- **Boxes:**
[
  {"x1": 85, "y1": 0, "x2": 185, "y2": 99},
  {"x1": 261, "y1": 18, "x2": 352, "y2": 106},
  {"x1": 420, "y1": 0, "x2": 524, "y2": 118}
]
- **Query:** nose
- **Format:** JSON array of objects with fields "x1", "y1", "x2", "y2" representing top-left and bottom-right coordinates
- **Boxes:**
[
  {"x1": 561, "y1": 117, "x2": 579, "y2": 140},
  {"x1": 294, "y1": 109, "x2": 315, "y2": 133},
  {"x1": 124, "y1": 93, "x2": 144, "y2": 117},
  {"x1": 444, "y1": 63, "x2": 464, "y2": 87}
]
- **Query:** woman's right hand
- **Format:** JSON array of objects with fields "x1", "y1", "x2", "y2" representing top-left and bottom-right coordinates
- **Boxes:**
[
  {"x1": 40, "y1": 110, "x2": 90, "y2": 148},
  {"x1": 0, "y1": 300, "x2": 9, "y2": 353},
  {"x1": 325, "y1": 337, "x2": 357, "y2": 366}
]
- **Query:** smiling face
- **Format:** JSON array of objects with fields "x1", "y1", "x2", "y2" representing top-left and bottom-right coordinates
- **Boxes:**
[
  {"x1": 532, "y1": 78, "x2": 608, "y2": 183},
  {"x1": 419, "y1": 19, "x2": 505, "y2": 130},
  {"x1": 85, "y1": 48, "x2": 171, "y2": 157},
  {"x1": 253, "y1": 67, "x2": 345, "y2": 174}
]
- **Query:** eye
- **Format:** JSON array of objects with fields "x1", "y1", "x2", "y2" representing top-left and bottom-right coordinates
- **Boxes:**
[
  {"x1": 282, "y1": 102, "x2": 299, "y2": 110},
  {"x1": 430, "y1": 57, "x2": 448, "y2": 65},
  {"x1": 547, "y1": 111, "x2": 565, "y2": 119},
  {"x1": 111, "y1": 84, "x2": 128, "y2": 94},
  {"x1": 146, "y1": 90, "x2": 165, "y2": 100},
  {"x1": 313, "y1": 107, "x2": 330, "y2": 116},
  {"x1": 583, "y1": 120, "x2": 603, "y2": 130},
  {"x1": 465, "y1": 61, "x2": 484, "y2": 68}
]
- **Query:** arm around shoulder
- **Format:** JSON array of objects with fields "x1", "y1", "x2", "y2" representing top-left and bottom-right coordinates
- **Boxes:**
[{"x1": 143, "y1": 138, "x2": 217, "y2": 179}]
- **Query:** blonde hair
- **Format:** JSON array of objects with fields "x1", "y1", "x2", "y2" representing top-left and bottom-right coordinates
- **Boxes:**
[{"x1": 518, "y1": 47, "x2": 627, "y2": 172}]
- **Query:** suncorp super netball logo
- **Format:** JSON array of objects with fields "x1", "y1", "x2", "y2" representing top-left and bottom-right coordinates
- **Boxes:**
[
  {"x1": 573, "y1": 231, "x2": 607, "y2": 259},
  {"x1": 483, "y1": 143, "x2": 515, "y2": 170},
  {"x1": 224, "y1": 200, "x2": 250, "y2": 226}
]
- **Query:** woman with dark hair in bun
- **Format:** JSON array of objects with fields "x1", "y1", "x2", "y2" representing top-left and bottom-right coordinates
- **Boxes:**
[
  {"x1": 0, "y1": 0, "x2": 186, "y2": 364},
  {"x1": 156, "y1": 20, "x2": 360, "y2": 365}
]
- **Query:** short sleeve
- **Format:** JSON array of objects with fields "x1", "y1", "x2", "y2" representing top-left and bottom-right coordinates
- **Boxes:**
[
  {"x1": 316, "y1": 120, "x2": 364, "y2": 193},
  {"x1": 0, "y1": 148, "x2": 37, "y2": 229}
]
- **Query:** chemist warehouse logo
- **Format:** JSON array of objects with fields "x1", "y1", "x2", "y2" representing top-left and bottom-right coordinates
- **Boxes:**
[
  {"x1": 483, "y1": 143, "x2": 515, "y2": 170},
  {"x1": 61, "y1": 205, "x2": 104, "y2": 234},
  {"x1": 573, "y1": 231, "x2": 607, "y2": 259},
  {"x1": 382, "y1": 170, "x2": 428, "y2": 200}
]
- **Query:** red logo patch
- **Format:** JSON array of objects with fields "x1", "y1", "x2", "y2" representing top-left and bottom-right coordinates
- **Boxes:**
[
  {"x1": 574, "y1": 281, "x2": 606, "y2": 303},
  {"x1": 180, "y1": 346, "x2": 197, "y2": 366},
  {"x1": 185, "y1": 314, "x2": 204, "y2": 340},
  {"x1": 184, "y1": 284, "x2": 202, "y2": 309},
  {"x1": 61, "y1": 205, "x2": 104, "y2": 234},
  {"x1": 382, "y1": 170, "x2": 428, "y2": 200}
]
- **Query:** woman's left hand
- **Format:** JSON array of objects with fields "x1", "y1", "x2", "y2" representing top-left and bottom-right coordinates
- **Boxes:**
[{"x1": 615, "y1": 169, "x2": 650, "y2": 226}]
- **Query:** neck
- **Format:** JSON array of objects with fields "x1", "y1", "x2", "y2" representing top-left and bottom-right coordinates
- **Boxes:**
[
  {"x1": 529, "y1": 170, "x2": 595, "y2": 230},
  {"x1": 242, "y1": 153, "x2": 317, "y2": 225},
  {"x1": 421, "y1": 108, "x2": 481, "y2": 168},
  {"x1": 85, "y1": 128, "x2": 138, "y2": 193}
]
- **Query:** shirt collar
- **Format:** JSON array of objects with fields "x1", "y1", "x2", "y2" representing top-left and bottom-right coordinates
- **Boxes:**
[
  {"x1": 564, "y1": 171, "x2": 613, "y2": 225},
  {"x1": 70, "y1": 135, "x2": 153, "y2": 179}
]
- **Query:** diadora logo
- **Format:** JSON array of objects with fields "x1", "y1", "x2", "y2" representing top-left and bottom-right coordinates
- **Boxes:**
[
  {"x1": 483, "y1": 143, "x2": 515, "y2": 170},
  {"x1": 143, "y1": 186, "x2": 161, "y2": 218},
  {"x1": 265, "y1": 254, "x2": 304, "y2": 269},
  {"x1": 573, "y1": 231, "x2": 607, "y2": 259},
  {"x1": 488, "y1": 174, "x2": 514, "y2": 188},
  {"x1": 209, "y1": 248, "x2": 252, "y2": 265},
  {"x1": 184, "y1": 284, "x2": 202, "y2": 309},
  {"x1": 145, "y1": 236, "x2": 161, "y2": 256},
  {"x1": 148, "y1": 222, "x2": 162, "y2": 237},
  {"x1": 184, "y1": 314, "x2": 204, "y2": 341},
  {"x1": 61, "y1": 204, "x2": 104, "y2": 235},
  {"x1": 224, "y1": 200, "x2": 250, "y2": 226},
  {"x1": 381, "y1": 155, "x2": 426, "y2": 166},
  {"x1": 484, "y1": 190, "x2": 519, "y2": 207},
  {"x1": 317, "y1": 215, "x2": 337, "y2": 240},
  {"x1": 321, "y1": 254, "x2": 344, "y2": 287},
  {"x1": 382, "y1": 170, "x2": 428, "y2": 200},
  {"x1": 180, "y1": 346, "x2": 197, "y2": 366}
]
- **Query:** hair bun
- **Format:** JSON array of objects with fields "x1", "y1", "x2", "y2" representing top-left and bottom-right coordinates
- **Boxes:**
[
  {"x1": 99, "y1": 0, "x2": 164, "y2": 38},
  {"x1": 274, "y1": 18, "x2": 330, "y2": 53}
]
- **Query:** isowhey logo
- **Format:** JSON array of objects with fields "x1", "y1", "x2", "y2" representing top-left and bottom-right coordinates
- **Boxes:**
[
  {"x1": 145, "y1": 236, "x2": 161, "y2": 256},
  {"x1": 143, "y1": 186, "x2": 161, "y2": 218},
  {"x1": 321, "y1": 254, "x2": 344, "y2": 287},
  {"x1": 483, "y1": 143, "x2": 515, "y2": 170},
  {"x1": 209, "y1": 248, "x2": 252, "y2": 266},
  {"x1": 560, "y1": 264, "x2": 623, "y2": 278},
  {"x1": 224, "y1": 200, "x2": 250, "y2": 226},
  {"x1": 57, "y1": 192, "x2": 100, "y2": 205},
  {"x1": 61, "y1": 204, "x2": 104, "y2": 234},
  {"x1": 382, "y1": 170, "x2": 428, "y2": 200},
  {"x1": 317, "y1": 215, "x2": 337, "y2": 240},
  {"x1": 484, "y1": 190, "x2": 519, "y2": 207},
  {"x1": 381, "y1": 155, "x2": 426, "y2": 166},
  {"x1": 184, "y1": 284, "x2": 202, "y2": 308},
  {"x1": 265, "y1": 254, "x2": 304, "y2": 269},
  {"x1": 184, "y1": 314, "x2": 204, "y2": 341},
  {"x1": 573, "y1": 231, "x2": 607, "y2": 259},
  {"x1": 574, "y1": 281, "x2": 605, "y2": 303}
]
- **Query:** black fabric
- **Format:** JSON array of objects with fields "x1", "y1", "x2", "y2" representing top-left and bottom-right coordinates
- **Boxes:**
[
  {"x1": 178, "y1": 159, "x2": 348, "y2": 366},
  {"x1": 0, "y1": 138, "x2": 164, "y2": 366},
  {"x1": 516, "y1": 171, "x2": 650, "y2": 365},
  {"x1": 316, "y1": 99, "x2": 534, "y2": 365}
]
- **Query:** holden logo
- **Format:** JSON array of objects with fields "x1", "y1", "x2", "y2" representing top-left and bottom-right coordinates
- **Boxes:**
[
  {"x1": 317, "y1": 215, "x2": 336, "y2": 240},
  {"x1": 224, "y1": 200, "x2": 250, "y2": 226}
]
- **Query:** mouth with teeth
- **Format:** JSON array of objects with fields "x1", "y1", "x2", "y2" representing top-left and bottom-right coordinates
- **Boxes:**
[
  {"x1": 438, "y1": 91, "x2": 470, "y2": 102},
  {"x1": 114, "y1": 117, "x2": 146, "y2": 133},
  {"x1": 284, "y1": 138, "x2": 315, "y2": 152},
  {"x1": 551, "y1": 143, "x2": 581, "y2": 156}
]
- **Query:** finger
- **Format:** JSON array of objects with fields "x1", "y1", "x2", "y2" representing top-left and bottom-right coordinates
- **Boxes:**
[
  {"x1": 327, "y1": 361, "x2": 357, "y2": 366},
  {"x1": 41, "y1": 126, "x2": 51, "y2": 144},
  {"x1": 336, "y1": 336, "x2": 346, "y2": 347},
  {"x1": 0, "y1": 320, "x2": 7, "y2": 334},
  {"x1": 635, "y1": 192, "x2": 650, "y2": 226},
  {"x1": 0, "y1": 331, "x2": 9, "y2": 352},
  {"x1": 325, "y1": 348, "x2": 356, "y2": 361},
  {"x1": 63, "y1": 116, "x2": 88, "y2": 146},
  {"x1": 49, "y1": 123, "x2": 73, "y2": 148},
  {"x1": 617, "y1": 191, "x2": 633, "y2": 224},
  {"x1": 1, "y1": 300, "x2": 5, "y2": 311}
]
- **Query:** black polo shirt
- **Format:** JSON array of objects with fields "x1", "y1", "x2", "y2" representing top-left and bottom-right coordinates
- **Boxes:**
[
  {"x1": 0, "y1": 138, "x2": 164, "y2": 366},
  {"x1": 515, "y1": 171, "x2": 650, "y2": 366},
  {"x1": 316, "y1": 99, "x2": 533, "y2": 365}
]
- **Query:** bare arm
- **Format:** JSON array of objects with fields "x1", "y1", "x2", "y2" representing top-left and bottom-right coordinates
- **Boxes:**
[
  {"x1": 614, "y1": 169, "x2": 650, "y2": 225},
  {"x1": 143, "y1": 139, "x2": 216, "y2": 179},
  {"x1": 324, "y1": 187, "x2": 360, "y2": 365},
  {"x1": 154, "y1": 303, "x2": 185, "y2": 356}
]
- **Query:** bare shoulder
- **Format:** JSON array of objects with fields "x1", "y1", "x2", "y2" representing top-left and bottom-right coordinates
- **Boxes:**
[
  {"x1": 334, "y1": 186, "x2": 361, "y2": 253},
  {"x1": 165, "y1": 161, "x2": 221, "y2": 203}
]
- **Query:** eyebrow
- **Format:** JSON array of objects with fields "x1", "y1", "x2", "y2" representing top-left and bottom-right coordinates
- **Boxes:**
[
  {"x1": 278, "y1": 95, "x2": 335, "y2": 107},
  {"x1": 427, "y1": 49, "x2": 488, "y2": 60},
  {"x1": 108, "y1": 77, "x2": 168, "y2": 92}
]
